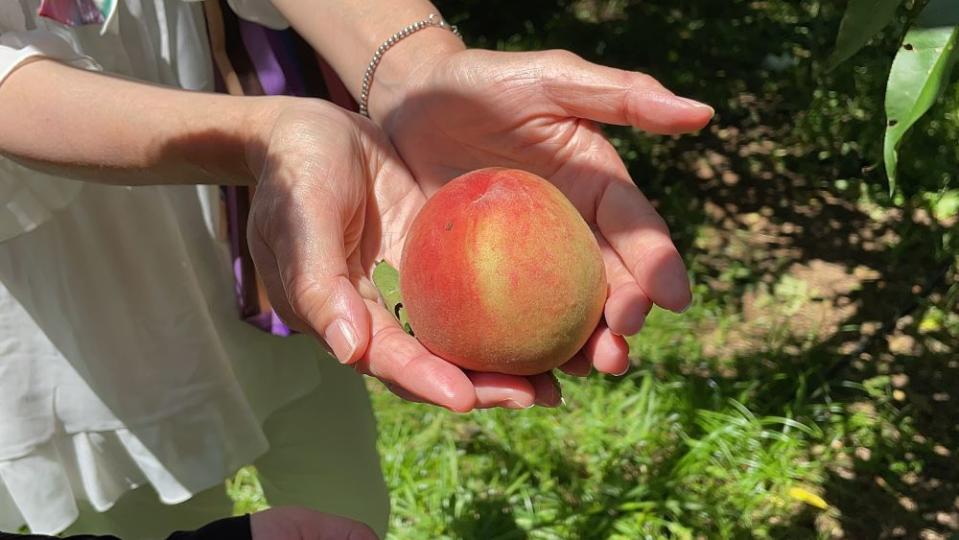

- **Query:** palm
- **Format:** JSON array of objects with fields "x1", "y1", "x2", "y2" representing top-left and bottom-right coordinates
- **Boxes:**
[
  {"x1": 391, "y1": 107, "x2": 612, "y2": 221},
  {"x1": 385, "y1": 51, "x2": 591, "y2": 195},
  {"x1": 384, "y1": 49, "x2": 714, "y2": 374},
  {"x1": 353, "y1": 137, "x2": 565, "y2": 408},
  {"x1": 353, "y1": 146, "x2": 422, "y2": 277}
]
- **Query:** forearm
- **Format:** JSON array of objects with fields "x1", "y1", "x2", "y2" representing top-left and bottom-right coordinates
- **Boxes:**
[
  {"x1": 0, "y1": 59, "x2": 277, "y2": 186},
  {"x1": 271, "y1": 0, "x2": 465, "y2": 123}
]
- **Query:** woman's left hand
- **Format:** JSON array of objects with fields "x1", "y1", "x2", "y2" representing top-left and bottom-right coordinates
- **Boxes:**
[{"x1": 379, "y1": 49, "x2": 714, "y2": 377}]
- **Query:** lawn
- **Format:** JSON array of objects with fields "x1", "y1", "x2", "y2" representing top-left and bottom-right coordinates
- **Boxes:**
[{"x1": 233, "y1": 1, "x2": 959, "y2": 538}]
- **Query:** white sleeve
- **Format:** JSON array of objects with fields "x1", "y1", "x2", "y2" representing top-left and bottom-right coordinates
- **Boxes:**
[
  {"x1": 0, "y1": 29, "x2": 101, "y2": 86},
  {"x1": 0, "y1": 27, "x2": 101, "y2": 242}
]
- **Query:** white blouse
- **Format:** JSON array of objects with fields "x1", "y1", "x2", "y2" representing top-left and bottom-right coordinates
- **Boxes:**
[{"x1": 0, "y1": 1, "x2": 327, "y2": 534}]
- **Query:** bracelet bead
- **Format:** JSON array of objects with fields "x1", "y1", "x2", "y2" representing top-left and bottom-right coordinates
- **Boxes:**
[{"x1": 358, "y1": 14, "x2": 463, "y2": 118}]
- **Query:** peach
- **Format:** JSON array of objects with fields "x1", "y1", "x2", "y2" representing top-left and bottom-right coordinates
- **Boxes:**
[{"x1": 400, "y1": 168, "x2": 607, "y2": 375}]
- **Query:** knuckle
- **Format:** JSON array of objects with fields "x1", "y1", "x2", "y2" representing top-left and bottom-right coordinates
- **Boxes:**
[
  {"x1": 284, "y1": 275, "x2": 333, "y2": 324},
  {"x1": 370, "y1": 324, "x2": 413, "y2": 352},
  {"x1": 542, "y1": 48, "x2": 580, "y2": 65},
  {"x1": 633, "y1": 71, "x2": 660, "y2": 88}
]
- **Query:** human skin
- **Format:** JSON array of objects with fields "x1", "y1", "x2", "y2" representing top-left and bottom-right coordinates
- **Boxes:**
[
  {"x1": 250, "y1": 506, "x2": 378, "y2": 540},
  {"x1": 0, "y1": 60, "x2": 548, "y2": 410},
  {"x1": 0, "y1": 1, "x2": 712, "y2": 409},
  {"x1": 271, "y1": 1, "x2": 714, "y2": 383}
]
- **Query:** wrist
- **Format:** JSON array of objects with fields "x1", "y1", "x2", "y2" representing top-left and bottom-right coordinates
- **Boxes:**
[
  {"x1": 366, "y1": 24, "x2": 465, "y2": 124},
  {"x1": 237, "y1": 95, "x2": 291, "y2": 185},
  {"x1": 175, "y1": 95, "x2": 290, "y2": 186}
]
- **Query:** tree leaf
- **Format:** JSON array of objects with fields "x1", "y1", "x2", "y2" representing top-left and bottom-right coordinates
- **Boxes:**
[
  {"x1": 371, "y1": 260, "x2": 414, "y2": 335},
  {"x1": 826, "y1": 0, "x2": 904, "y2": 71},
  {"x1": 883, "y1": 0, "x2": 959, "y2": 193}
]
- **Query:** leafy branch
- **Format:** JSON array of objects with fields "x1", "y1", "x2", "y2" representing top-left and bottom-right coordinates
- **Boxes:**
[{"x1": 830, "y1": 0, "x2": 959, "y2": 193}]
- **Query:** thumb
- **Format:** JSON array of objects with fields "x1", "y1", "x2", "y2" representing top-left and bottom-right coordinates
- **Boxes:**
[
  {"x1": 252, "y1": 196, "x2": 371, "y2": 365},
  {"x1": 290, "y1": 274, "x2": 371, "y2": 365},
  {"x1": 530, "y1": 49, "x2": 714, "y2": 134}
]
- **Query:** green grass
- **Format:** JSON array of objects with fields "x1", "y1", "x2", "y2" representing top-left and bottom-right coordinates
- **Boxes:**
[
  {"x1": 229, "y1": 272, "x2": 959, "y2": 538},
  {"x1": 368, "y1": 304, "x2": 830, "y2": 540}
]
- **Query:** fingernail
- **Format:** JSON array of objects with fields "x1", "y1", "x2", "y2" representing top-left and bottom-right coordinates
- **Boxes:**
[
  {"x1": 674, "y1": 96, "x2": 714, "y2": 114},
  {"x1": 504, "y1": 399, "x2": 535, "y2": 410},
  {"x1": 560, "y1": 397, "x2": 567, "y2": 407},
  {"x1": 356, "y1": 276, "x2": 380, "y2": 302},
  {"x1": 614, "y1": 363, "x2": 631, "y2": 376},
  {"x1": 678, "y1": 298, "x2": 693, "y2": 313},
  {"x1": 324, "y1": 319, "x2": 358, "y2": 364}
]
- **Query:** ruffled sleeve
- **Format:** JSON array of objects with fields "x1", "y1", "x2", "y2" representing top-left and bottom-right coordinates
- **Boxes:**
[
  {"x1": 0, "y1": 19, "x2": 102, "y2": 242},
  {"x1": 0, "y1": 26, "x2": 101, "y2": 88}
]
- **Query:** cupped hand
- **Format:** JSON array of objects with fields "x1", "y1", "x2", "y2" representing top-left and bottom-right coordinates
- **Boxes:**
[
  {"x1": 380, "y1": 49, "x2": 714, "y2": 377},
  {"x1": 245, "y1": 99, "x2": 560, "y2": 411},
  {"x1": 249, "y1": 506, "x2": 377, "y2": 540}
]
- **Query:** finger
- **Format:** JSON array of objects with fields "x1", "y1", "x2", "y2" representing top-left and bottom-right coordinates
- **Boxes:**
[
  {"x1": 597, "y1": 179, "x2": 692, "y2": 312},
  {"x1": 559, "y1": 352, "x2": 592, "y2": 377},
  {"x1": 598, "y1": 235, "x2": 653, "y2": 336},
  {"x1": 583, "y1": 325, "x2": 630, "y2": 376},
  {"x1": 529, "y1": 372, "x2": 562, "y2": 407},
  {"x1": 356, "y1": 300, "x2": 477, "y2": 412},
  {"x1": 469, "y1": 371, "x2": 536, "y2": 409},
  {"x1": 532, "y1": 50, "x2": 714, "y2": 134},
  {"x1": 247, "y1": 231, "x2": 311, "y2": 333},
  {"x1": 384, "y1": 382, "x2": 429, "y2": 405},
  {"x1": 252, "y1": 193, "x2": 371, "y2": 365}
]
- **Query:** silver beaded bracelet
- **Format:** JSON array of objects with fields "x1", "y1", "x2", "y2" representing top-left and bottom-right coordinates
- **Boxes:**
[{"x1": 358, "y1": 14, "x2": 462, "y2": 118}]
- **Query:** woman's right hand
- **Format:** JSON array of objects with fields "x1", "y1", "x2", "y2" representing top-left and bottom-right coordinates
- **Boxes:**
[{"x1": 245, "y1": 99, "x2": 561, "y2": 411}]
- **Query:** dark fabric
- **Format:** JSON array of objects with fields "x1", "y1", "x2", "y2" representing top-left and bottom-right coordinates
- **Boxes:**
[
  {"x1": 0, "y1": 514, "x2": 251, "y2": 540},
  {"x1": 0, "y1": 532, "x2": 118, "y2": 540},
  {"x1": 166, "y1": 514, "x2": 252, "y2": 540},
  {"x1": 0, "y1": 531, "x2": 120, "y2": 540}
]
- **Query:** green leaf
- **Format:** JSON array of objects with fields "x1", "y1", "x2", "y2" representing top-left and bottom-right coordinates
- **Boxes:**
[
  {"x1": 883, "y1": 0, "x2": 959, "y2": 193},
  {"x1": 826, "y1": 0, "x2": 904, "y2": 71},
  {"x1": 371, "y1": 260, "x2": 414, "y2": 335}
]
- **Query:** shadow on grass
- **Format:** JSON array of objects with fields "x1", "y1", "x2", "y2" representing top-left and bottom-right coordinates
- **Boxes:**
[
  {"x1": 449, "y1": 495, "x2": 528, "y2": 540},
  {"x1": 627, "y1": 301, "x2": 959, "y2": 538}
]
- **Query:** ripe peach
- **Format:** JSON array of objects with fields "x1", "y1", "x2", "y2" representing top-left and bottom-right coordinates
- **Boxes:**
[{"x1": 400, "y1": 167, "x2": 607, "y2": 376}]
